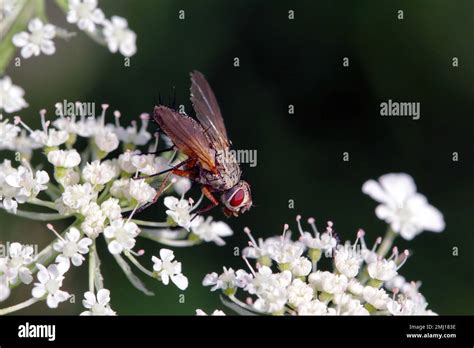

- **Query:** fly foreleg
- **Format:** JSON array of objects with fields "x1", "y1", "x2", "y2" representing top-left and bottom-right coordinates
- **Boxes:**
[
  {"x1": 133, "y1": 158, "x2": 192, "y2": 180},
  {"x1": 126, "y1": 168, "x2": 196, "y2": 217},
  {"x1": 191, "y1": 186, "x2": 219, "y2": 220}
]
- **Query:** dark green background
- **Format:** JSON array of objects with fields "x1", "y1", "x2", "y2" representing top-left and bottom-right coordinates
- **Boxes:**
[{"x1": 1, "y1": 0, "x2": 473, "y2": 314}]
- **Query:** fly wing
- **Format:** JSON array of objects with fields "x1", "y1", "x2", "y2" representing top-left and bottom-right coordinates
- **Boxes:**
[
  {"x1": 190, "y1": 71, "x2": 230, "y2": 149},
  {"x1": 153, "y1": 106, "x2": 216, "y2": 171}
]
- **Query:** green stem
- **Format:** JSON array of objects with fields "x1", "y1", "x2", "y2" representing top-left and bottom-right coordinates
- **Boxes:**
[
  {"x1": 27, "y1": 197, "x2": 56, "y2": 210},
  {"x1": 131, "y1": 219, "x2": 168, "y2": 228},
  {"x1": 7, "y1": 209, "x2": 70, "y2": 221},
  {"x1": 377, "y1": 227, "x2": 397, "y2": 258},
  {"x1": 46, "y1": 182, "x2": 62, "y2": 199},
  {"x1": 124, "y1": 252, "x2": 154, "y2": 278},
  {"x1": 0, "y1": 297, "x2": 40, "y2": 315},
  {"x1": 92, "y1": 244, "x2": 104, "y2": 290},
  {"x1": 89, "y1": 241, "x2": 96, "y2": 293},
  {"x1": 97, "y1": 182, "x2": 112, "y2": 204},
  {"x1": 139, "y1": 230, "x2": 198, "y2": 247}
]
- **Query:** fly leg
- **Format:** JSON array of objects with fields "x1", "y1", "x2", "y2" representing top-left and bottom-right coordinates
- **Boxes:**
[
  {"x1": 146, "y1": 146, "x2": 176, "y2": 155},
  {"x1": 126, "y1": 168, "x2": 196, "y2": 217},
  {"x1": 133, "y1": 158, "x2": 194, "y2": 180},
  {"x1": 125, "y1": 171, "x2": 173, "y2": 216},
  {"x1": 191, "y1": 186, "x2": 219, "y2": 220}
]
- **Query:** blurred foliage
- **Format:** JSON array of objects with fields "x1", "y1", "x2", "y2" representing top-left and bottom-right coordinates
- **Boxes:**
[{"x1": 1, "y1": 0, "x2": 473, "y2": 314}]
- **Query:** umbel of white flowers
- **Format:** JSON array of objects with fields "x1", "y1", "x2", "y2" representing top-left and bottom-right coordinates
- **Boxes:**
[
  {"x1": 1, "y1": 0, "x2": 138, "y2": 115},
  {"x1": 0, "y1": 105, "x2": 235, "y2": 315},
  {"x1": 202, "y1": 174, "x2": 445, "y2": 316}
]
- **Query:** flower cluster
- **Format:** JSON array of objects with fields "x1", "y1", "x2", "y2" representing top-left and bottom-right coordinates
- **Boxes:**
[
  {"x1": 0, "y1": 158, "x2": 49, "y2": 214},
  {"x1": 0, "y1": 243, "x2": 35, "y2": 301},
  {"x1": 203, "y1": 174, "x2": 444, "y2": 316},
  {"x1": 0, "y1": 105, "x2": 234, "y2": 314},
  {"x1": 12, "y1": 1, "x2": 137, "y2": 60},
  {"x1": 1, "y1": 0, "x2": 138, "y2": 115}
]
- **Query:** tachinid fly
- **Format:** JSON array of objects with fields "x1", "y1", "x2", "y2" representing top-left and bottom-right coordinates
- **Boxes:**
[{"x1": 150, "y1": 71, "x2": 252, "y2": 217}]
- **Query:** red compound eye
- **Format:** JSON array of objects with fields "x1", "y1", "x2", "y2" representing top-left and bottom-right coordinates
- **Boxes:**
[{"x1": 229, "y1": 189, "x2": 244, "y2": 207}]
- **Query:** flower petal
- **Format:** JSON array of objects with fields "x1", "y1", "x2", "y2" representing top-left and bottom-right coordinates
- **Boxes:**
[
  {"x1": 159, "y1": 248, "x2": 174, "y2": 261},
  {"x1": 171, "y1": 274, "x2": 188, "y2": 290},
  {"x1": 379, "y1": 173, "x2": 416, "y2": 206},
  {"x1": 97, "y1": 289, "x2": 110, "y2": 305},
  {"x1": 32, "y1": 285, "x2": 46, "y2": 298}
]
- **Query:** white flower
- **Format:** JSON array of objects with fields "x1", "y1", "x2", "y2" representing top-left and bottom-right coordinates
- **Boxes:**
[
  {"x1": 82, "y1": 160, "x2": 117, "y2": 185},
  {"x1": 104, "y1": 219, "x2": 140, "y2": 254},
  {"x1": 202, "y1": 267, "x2": 250, "y2": 292},
  {"x1": 333, "y1": 293, "x2": 369, "y2": 315},
  {"x1": 54, "y1": 227, "x2": 92, "y2": 267},
  {"x1": 31, "y1": 128, "x2": 69, "y2": 148},
  {"x1": 289, "y1": 256, "x2": 312, "y2": 277},
  {"x1": 61, "y1": 183, "x2": 96, "y2": 211},
  {"x1": 384, "y1": 275, "x2": 406, "y2": 291},
  {"x1": 268, "y1": 240, "x2": 305, "y2": 265},
  {"x1": 367, "y1": 259, "x2": 398, "y2": 282},
  {"x1": 118, "y1": 150, "x2": 140, "y2": 174},
  {"x1": 2, "y1": 165, "x2": 49, "y2": 213},
  {"x1": 0, "y1": 77, "x2": 28, "y2": 113},
  {"x1": 298, "y1": 299, "x2": 335, "y2": 315},
  {"x1": 300, "y1": 231, "x2": 337, "y2": 252},
  {"x1": 114, "y1": 114, "x2": 151, "y2": 145},
  {"x1": 253, "y1": 286, "x2": 288, "y2": 313},
  {"x1": 47, "y1": 149, "x2": 81, "y2": 168},
  {"x1": 5, "y1": 167, "x2": 49, "y2": 198},
  {"x1": 131, "y1": 154, "x2": 166, "y2": 176},
  {"x1": 10, "y1": 130, "x2": 42, "y2": 158},
  {"x1": 5, "y1": 242, "x2": 35, "y2": 285},
  {"x1": 0, "y1": 118, "x2": 20, "y2": 149},
  {"x1": 243, "y1": 235, "x2": 287, "y2": 262},
  {"x1": 245, "y1": 266, "x2": 291, "y2": 295},
  {"x1": 191, "y1": 216, "x2": 233, "y2": 246},
  {"x1": 74, "y1": 115, "x2": 97, "y2": 138},
  {"x1": 152, "y1": 249, "x2": 188, "y2": 290},
  {"x1": 103, "y1": 16, "x2": 137, "y2": 57},
  {"x1": 12, "y1": 18, "x2": 56, "y2": 58},
  {"x1": 80, "y1": 288, "x2": 116, "y2": 315},
  {"x1": 362, "y1": 173, "x2": 445, "y2": 240},
  {"x1": 347, "y1": 278, "x2": 364, "y2": 296},
  {"x1": 100, "y1": 197, "x2": 122, "y2": 221},
  {"x1": 81, "y1": 203, "x2": 106, "y2": 238},
  {"x1": 287, "y1": 279, "x2": 314, "y2": 308},
  {"x1": 32, "y1": 263, "x2": 70, "y2": 308},
  {"x1": 110, "y1": 178, "x2": 129, "y2": 199},
  {"x1": 308, "y1": 271, "x2": 348, "y2": 295},
  {"x1": 363, "y1": 286, "x2": 390, "y2": 310},
  {"x1": 127, "y1": 179, "x2": 156, "y2": 204},
  {"x1": 94, "y1": 128, "x2": 119, "y2": 154},
  {"x1": 334, "y1": 247, "x2": 362, "y2": 278},
  {"x1": 0, "y1": 278, "x2": 10, "y2": 302},
  {"x1": 66, "y1": 0, "x2": 105, "y2": 32},
  {"x1": 173, "y1": 177, "x2": 191, "y2": 195},
  {"x1": 164, "y1": 196, "x2": 197, "y2": 231},
  {"x1": 56, "y1": 168, "x2": 80, "y2": 187},
  {"x1": 388, "y1": 296, "x2": 436, "y2": 316},
  {"x1": 195, "y1": 309, "x2": 225, "y2": 316}
]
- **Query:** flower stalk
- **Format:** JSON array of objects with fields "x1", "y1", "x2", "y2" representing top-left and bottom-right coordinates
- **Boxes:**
[{"x1": 0, "y1": 297, "x2": 40, "y2": 316}]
